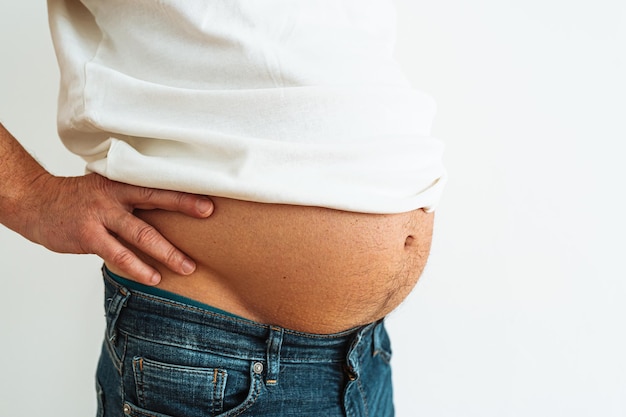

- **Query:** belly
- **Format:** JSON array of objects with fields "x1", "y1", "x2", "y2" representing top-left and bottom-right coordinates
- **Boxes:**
[{"x1": 109, "y1": 197, "x2": 434, "y2": 333}]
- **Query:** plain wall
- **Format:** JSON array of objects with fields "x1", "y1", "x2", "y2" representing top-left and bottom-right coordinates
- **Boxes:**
[{"x1": 1, "y1": 1, "x2": 625, "y2": 416}]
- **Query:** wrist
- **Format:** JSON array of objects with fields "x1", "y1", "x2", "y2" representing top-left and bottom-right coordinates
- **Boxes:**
[
  {"x1": 0, "y1": 123, "x2": 54, "y2": 229},
  {"x1": 0, "y1": 170, "x2": 57, "y2": 246}
]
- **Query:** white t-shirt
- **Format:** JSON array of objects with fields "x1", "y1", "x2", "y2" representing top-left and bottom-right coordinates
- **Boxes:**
[{"x1": 48, "y1": 0, "x2": 446, "y2": 213}]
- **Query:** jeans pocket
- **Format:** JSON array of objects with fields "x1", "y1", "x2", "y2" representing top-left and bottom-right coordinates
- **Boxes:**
[{"x1": 126, "y1": 356, "x2": 264, "y2": 417}]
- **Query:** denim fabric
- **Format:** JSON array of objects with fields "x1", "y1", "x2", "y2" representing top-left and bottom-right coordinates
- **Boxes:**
[{"x1": 97, "y1": 268, "x2": 394, "y2": 417}]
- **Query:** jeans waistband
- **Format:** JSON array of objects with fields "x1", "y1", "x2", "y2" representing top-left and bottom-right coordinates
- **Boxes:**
[{"x1": 103, "y1": 267, "x2": 383, "y2": 365}]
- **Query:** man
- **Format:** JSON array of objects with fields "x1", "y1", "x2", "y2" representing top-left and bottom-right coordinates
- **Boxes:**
[{"x1": 2, "y1": 1, "x2": 445, "y2": 415}]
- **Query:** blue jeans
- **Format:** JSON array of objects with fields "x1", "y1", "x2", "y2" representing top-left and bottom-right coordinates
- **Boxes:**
[{"x1": 97, "y1": 268, "x2": 394, "y2": 416}]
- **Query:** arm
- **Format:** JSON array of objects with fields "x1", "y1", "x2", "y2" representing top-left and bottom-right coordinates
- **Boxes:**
[{"x1": 0, "y1": 123, "x2": 214, "y2": 285}]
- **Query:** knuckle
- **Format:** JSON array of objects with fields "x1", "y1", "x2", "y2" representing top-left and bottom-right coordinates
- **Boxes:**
[
  {"x1": 92, "y1": 173, "x2": 115, "y2": 195},
  {"x1": 137, "y1": 187, "x2": 157, "y2": 202},
  {"x1": 110, "y1": 248, "x2": 136, "y2": 268},
  {"x1": 133, "y1": 224, "x2": 160, "y2": 247},
  {"x1": 173, "y1": 192, "x2": 188, "y2": 206},
  {"x1": 75, "y1": 226, "x2": 93, "y2": 251},
  {"x1": 163, "y1": 245, "x2": 181, "y2": 267},
  {"x1": 162, "y1": 189, "x2": 188, "y2": 208},
  {"x1": 73, "y1": 222, "x2": 100, "y2": 253}
]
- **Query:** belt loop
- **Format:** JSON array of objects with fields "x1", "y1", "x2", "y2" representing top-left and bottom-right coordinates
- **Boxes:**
[
  {"x1": 345, "y1": 321, "x2": 378, "y2": 380},
  {"x1": 106, "y1": 286, "x2": 131, "y2": 344},
  {"x1": 345, "y1": 327, "x2": 364, "y2": 381},
  {"x1": 265, "y1": 326, "x2": 284, "y2": 386}
]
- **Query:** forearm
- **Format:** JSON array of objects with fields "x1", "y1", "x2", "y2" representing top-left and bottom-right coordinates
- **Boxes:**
[{"x1": 0, "y1": 123, "x2": 51, "y2": 231}]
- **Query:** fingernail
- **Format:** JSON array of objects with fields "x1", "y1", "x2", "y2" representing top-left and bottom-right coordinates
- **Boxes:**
[
  {"x1": 196, "y1": 198, "x2": 213, "y2": 215},
  {"x1": 150, "y1": 273, "x2": 161, "y2": 285},
  {"x1": 182, "y1": 259, "x2": 196, "y2": 274}
]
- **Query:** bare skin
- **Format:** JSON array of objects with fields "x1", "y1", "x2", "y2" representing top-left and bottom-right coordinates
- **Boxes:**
[
  {"x1": 0, "y1": 123, "x2": 214, "y2": 284},
  {"x1": 108, "y1": 199, "x2": 434, "y2": 334}
]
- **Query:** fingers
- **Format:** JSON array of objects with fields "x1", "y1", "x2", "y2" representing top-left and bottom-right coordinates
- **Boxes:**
[
  {"x1": 45, "y1": 175, "x2": 210, "y2": 284},
  {"x1": 94, "y1": 232, "x2": 163, "y2": 285},
  {"x1": 102, "y1": 211, "x2": 198, "y2": 283},
  {"x1": 114, "y1": 182, "x2": 214, "y2": 218}
]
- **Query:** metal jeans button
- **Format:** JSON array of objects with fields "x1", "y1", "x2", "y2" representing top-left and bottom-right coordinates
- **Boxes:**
[
  {"x1": 253, "y1": 362, "x2": 264, "y2": 374},
  {"x1": 123, "y1": 403, "x2": 132, "y2": 415}
]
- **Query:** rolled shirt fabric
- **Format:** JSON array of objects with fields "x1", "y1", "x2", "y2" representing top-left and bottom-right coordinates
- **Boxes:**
[{"x1": 48, "y1": 0, "x2": 446, "y2": 213}]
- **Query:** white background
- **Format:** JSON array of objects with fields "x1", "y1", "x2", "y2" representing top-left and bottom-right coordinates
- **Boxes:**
[{"x1": 1, "y1": 1, "x2": 625, "y2": 416}]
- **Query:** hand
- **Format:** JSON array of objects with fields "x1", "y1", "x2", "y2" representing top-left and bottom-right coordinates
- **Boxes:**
[{"x1": 19, "y1": 173, "x2": 214, "y2": 285}]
